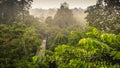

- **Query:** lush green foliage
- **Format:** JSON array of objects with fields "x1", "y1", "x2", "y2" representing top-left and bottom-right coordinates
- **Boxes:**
[
  {"x1": 36, "y1": 27, "x2": 120, "y2": 68},
  {"x1": 85, "y1": 0, "x2": 120, "y2": 33},
  {"x1": 0, "y1": 0, "x2": 33, "y2": 24},
  {"x1": 0, "y1": 0, "x2": 120, "y2": 68},
  {"x1": 0, "y1": 22, "x2": 41, "y2": 68}
]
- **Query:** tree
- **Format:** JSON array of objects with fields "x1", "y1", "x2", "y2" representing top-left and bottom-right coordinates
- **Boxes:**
[
  {"x1": 85, "y1": 0, "x2": 120, "y2": 33},
  {"x1": 53, "y1": 2, "x2": 76, "y2": 28},
  {"x1": 45, "y1": 16, "x2": 53, "y2": 27},
  {"x1": 0, "y1": 0, "x2": 33, "y2": 24},
  {"x1": 97, "y1": 0, "x2": 120, "y2": 11},
  {"x1": 0, "y1": 22, "x2": 41, "y2": 67},
  {"x1": 41, "y1": 27, "x2": 120, "y2": 68}
]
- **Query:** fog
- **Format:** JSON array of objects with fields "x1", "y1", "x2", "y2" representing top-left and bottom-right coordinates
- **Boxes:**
[{"x1": 31, "y1": 0, "x2": 97, "y2": 9}]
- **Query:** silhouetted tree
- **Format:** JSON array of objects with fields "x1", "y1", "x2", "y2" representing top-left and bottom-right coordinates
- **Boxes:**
[
  {"x1": 85, "y1": 0, "x2": 120, "y2": 33},
  {"x1": 0, "y1": 0, "x2": 33, "y2": 24},
  {"x1": 53, "y1": 2, "x2": 76, "y2": 28}
]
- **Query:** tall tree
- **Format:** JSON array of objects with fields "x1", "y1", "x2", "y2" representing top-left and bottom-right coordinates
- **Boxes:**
[
  {"x1": 85, "y1": 0, "x2": 120, "y2": 33},
  {"x1": 0, "y1": 22, "x2": 41, "y2": 67},
  {"x1": 0, "y1": 0, "x2": 33, "y2": 24},
  {"x1": 53, "y1": 2, "x2": 76, "y2": 28}
]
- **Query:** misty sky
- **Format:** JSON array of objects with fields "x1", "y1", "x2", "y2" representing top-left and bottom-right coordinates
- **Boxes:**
[{"x1": 32, "y1": 0, "x2": 97, "y2": 9}]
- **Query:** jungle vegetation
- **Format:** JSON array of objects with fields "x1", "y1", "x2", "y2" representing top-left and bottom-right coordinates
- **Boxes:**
[{"x1": 0, "y1": 0, "x2": 120, "y2": 68}]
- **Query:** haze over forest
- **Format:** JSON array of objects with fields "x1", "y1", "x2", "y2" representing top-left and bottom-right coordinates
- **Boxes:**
[
  {"x1": 29, "y1": 0, "x2": 94, "y2": 28},
  {"x1": 31, "y1": 0, "x2": 97, "y2": 9},
  {"x1": 29, "y1": 6, "x2": 87, "y2": 26},
  {"x1": 0, "y1": 0, "x2": 120, "y2": 68}
]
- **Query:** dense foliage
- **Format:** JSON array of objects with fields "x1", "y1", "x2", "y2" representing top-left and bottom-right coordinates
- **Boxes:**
[
  {"x1": 0, "y1": 0, "x2": 33, "y2": 24},
  {"x1": 85, "y1": 0, "x2": 120, "y2": 33},
  {"x1": 0, "y1": 22, "x2": 41, "y2": 68},
  {"x1": 0, "y1": 0, "x2": 120, "y2": 68},
  {"x1": 35, "y1": 27, "x2": 120, "y2": 68}
]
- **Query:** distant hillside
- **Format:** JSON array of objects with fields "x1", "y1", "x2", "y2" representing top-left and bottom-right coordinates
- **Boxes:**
[
  {"x1": 29, "y1": 8, "x2": 87, "y2": 27},
  {"x1": 29, "y1": 8, "x2": 57, "y2": 21}
]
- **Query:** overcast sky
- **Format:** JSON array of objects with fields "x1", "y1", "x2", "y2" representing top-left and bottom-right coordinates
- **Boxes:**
[{"x1": 31, "y1": 0, "x2": 97, "y2": 9}]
